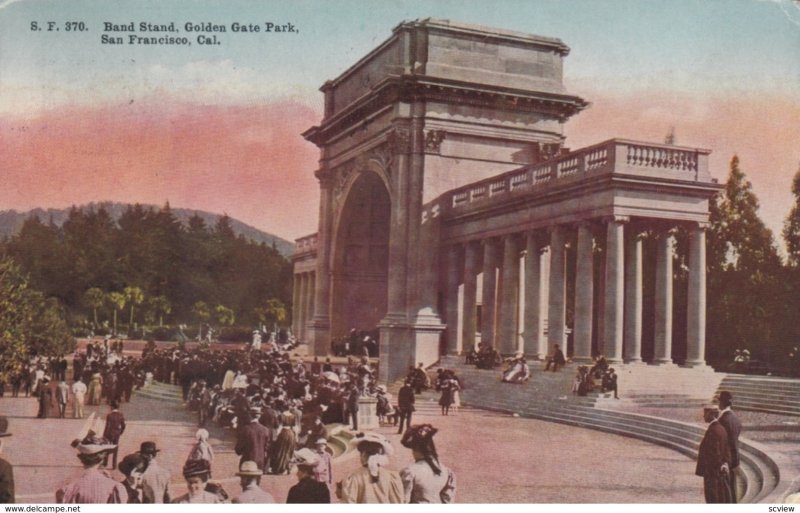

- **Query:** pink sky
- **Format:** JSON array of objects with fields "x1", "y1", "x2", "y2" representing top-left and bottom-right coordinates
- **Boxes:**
[{"x1": 2, "y1": 88, "x2": 798, "y2": 244}]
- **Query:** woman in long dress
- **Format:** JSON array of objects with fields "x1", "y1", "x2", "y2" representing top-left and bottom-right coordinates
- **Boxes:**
[
  {"x1": 400, "y1": 424, "x2": 456, "y2": 504},
  {"x1": 438, "y1": 378, "x2": 454, "y2": 416},
  {"x1": 87, "y1": 371, "x2": 103, "y2": 405},
  {"x1": 270, "y1": 412, "x2": 297, "y2": 475}
]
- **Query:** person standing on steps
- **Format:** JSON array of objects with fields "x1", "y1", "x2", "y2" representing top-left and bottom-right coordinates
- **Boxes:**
[
  {"x1": 696, "y1": 405, "x2": 732, "y2": 503},
  {"x1": 397, "y1": 379, "x2": 415, "y2": 434},
  {"x1": 717, "y1": 391, "x2": 742, "y2": 502}
]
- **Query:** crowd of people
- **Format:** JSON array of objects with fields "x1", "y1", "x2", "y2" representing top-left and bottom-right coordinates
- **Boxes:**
[{"x1": 0, "y1": 333, "x2": 455, "y2": 504}]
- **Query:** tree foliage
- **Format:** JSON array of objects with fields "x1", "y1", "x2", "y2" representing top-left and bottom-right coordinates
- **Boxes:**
[
  {"x1": 1, "y1": 203, "x2": 292, "y2": 329},
  {"x1": 706, "y1": 156, "x2": 786, "y2": 365},
  {"x1": 783, "y1": 164, "x2": 800, "y2": 268},
  {"x1": 0, "y1": 257, "x2": 74, "y2": 381}
]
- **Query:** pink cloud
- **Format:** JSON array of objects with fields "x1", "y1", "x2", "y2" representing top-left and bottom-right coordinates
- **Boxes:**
[{"x1": 0, "y1": 100, "x2": 323, "y2": 240}]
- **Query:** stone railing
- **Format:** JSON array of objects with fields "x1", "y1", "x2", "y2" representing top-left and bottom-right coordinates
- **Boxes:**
[
  {"x1": 449, "y1": 138, "x2": 710, "y2": 210},
  {"x1": 294, "y1": 233, "x2": 319, "y2": 255}
]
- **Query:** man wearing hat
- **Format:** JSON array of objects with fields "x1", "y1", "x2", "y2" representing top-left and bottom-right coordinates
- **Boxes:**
[
  {"x1": 139, "y1": 441, "x2": 171, "y2": 503},
  {"x1": 102, "y1": 401, "x2": 126, "y2": 470},
  {"x1": 57, "y1": 432, "x2": 126, "y2": 503},
  {"x1": 287, "y1": 448, "x2": 330, "y2": 503},
  {"x1": 695, "y1": 405, "x2": 732, "y2": 503},
  {"x1": 0, "y1": 417, "x2": 14, "y2": 503},
  {"x1": 235, "y1": 409, "x2": 271, "y2": 472},
  {"x1": 717, "y1": 390, "x2": 743, "y2": 502},
  {"x1": 232, "y1": 460, "x2": 274, "y2": 503},
  {"x1": 312, "y1": 438, "x2": 333, "y2": 493}
]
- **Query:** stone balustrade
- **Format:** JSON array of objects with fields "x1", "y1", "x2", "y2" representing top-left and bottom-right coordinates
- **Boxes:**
[
  {"x1": 294, "y1": 233, "x2": 319, "y2": 255},
  {"x1": 448, "y1": 138, "x2": 710, "y2": 210}
]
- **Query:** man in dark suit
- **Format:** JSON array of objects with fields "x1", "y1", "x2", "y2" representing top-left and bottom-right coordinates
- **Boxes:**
[
  {"x1": 103, "y1": 401, "x2": 126, "y2": 470},
  {"x1": 397, "y1": 379, "x2": 415, "y2": 434},
  {"x1": 235, "y1": 410, "x2": 271, "y2": 472},
  {"x1": 0, "y1": 417, "x2": 14, "y2": 503},
  {"x1": 717, "y1": 391, "x2": 743, "y2": 502},
  {"x1": 696, "y1": 405, "x2": 732, "y2": 503}
]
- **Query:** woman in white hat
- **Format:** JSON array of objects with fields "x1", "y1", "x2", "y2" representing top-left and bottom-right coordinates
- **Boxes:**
[
  {"x1": 186, "y1": 428, "x2": 214, "y2": 473},
  {"x1": 337, "y1": 432, "x2": 404, "y2": 504},
  {"x1": 400, "y1": 424, "x2": 456, "y2": 503},
  {"x1": 57, "y1": 432, "x2": 127, "y2": 503}
]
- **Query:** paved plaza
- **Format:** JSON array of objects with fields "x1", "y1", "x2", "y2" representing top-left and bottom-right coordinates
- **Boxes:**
[{"x1": 3, "y1": 380, "x2": 703, "y2": 503}]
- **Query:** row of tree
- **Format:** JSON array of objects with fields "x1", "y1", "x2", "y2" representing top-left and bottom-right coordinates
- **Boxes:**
[{"x1": 0, "y1": 203, "x2": 293, "y2": 335}]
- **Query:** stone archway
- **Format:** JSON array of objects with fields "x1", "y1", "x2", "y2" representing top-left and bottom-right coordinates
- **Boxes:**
[{"x1": 330, "y1": 171, "x2": 390, "y2": 337}]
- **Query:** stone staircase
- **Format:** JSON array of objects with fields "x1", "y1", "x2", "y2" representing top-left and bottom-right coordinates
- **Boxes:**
[
  {"x1": 716, "y1": 375, "x2": 800, "y2": 417},
  {"x1": 434, "y1": 355, "x2": 794, "y2": 503},
  {"x1": 134, "y1": 381, "x2": 184, "y2": 402}
]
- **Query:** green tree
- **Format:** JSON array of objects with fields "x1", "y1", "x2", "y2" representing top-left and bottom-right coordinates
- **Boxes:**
[
  {"x1": 83, "y1": 287, "x2": 105, "y2": 328},
  {"x1": 107, "y1": 291, "x2": 126, "y2": 336},
  {"x1": 147, "y1": 295, "x2": 172, "y2": 327},
  {"x1": 783, "y1": 164, "x2": 800, "y2": 268},
  {"x1": 0, "y1": 257, "x2": 74, "y2": 381},
  {"x1": 706, "y1": 155, "x2": 784, "y2": 366},
  {"x1": 124, "y1": 286, "x2": 144, "y2": 335},
  {"x1": 215, "y1": 304, "x2": 236, "y2": 327},
  {"x1": 253, "y1": 298, "x2": 287, "y2": 329},
  {"x1": 192, "y1": 301, "x2": 211, "y2": 341}
]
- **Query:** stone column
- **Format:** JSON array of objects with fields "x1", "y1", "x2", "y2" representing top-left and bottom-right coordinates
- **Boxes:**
[
  {"x1": 498, "y1": 235, "x2": 520, "y2": 355},
  {"x1": 445, "y1": 245, "x2": 461, "y2": 355},
  {"x1": 573, "y1": 222, "x2": 594, "y2": 362},
  {"x1": 297, "y1": 273, "x2": 307, "y2": 341},
  {"x1": 547, "y1": 226, "x2": 566, "y2": 353},
  {"x1": 523, "y1": 233, "x2": 544, "y2": 358},
  {"x1": 462, "y1": 241, "x2": 480, "y2": 352},
  {"x1": 654, "y1": 229, "x2": 676, "y2": 365},
  {"x1": 624, "y1": 231, "x2": 644, "y2": 363},
  {"x1": 686, "y1": 222, "x2": 708, "y2": 367},
  {"x1": 481, "y1": 238, "x2": 500, "y2": 347},
  {"x1": 291, "y1": 273, "x2": 300, "y2": 336},
  {"x1": 305, "y1": 272, "x2": 315, "y2": 336},
  {"x1": 603, "y1": 217, "x2": 626, "y2": 363},
  {"x1": 309, "y1": 175, "x2": 333, "y2": 355}
]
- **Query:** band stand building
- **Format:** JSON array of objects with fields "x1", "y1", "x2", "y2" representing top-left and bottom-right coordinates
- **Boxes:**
[{"x1": 292, "y1": 19, "x2": 721, "y2": 384}]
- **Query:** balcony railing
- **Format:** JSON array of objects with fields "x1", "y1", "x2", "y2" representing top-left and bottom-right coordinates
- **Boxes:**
[
  {"x1": 448, "y1": 138, "x2": 709, "y2": 210},
  {"x1": 294, "y1": 233, "x2": 319, "y2": 255}
]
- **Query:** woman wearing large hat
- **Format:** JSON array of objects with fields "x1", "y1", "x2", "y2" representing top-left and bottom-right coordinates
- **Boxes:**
[
  {"x1": 56, "y1": 432, "x2": 127, "y2": 503},
  {"x1": 286, "y1": 448, "x2": 330, "y2": 503},
  {"x1": 400, "y1": 424, "x2": 456, "y2": 503},
  {"x1": 172, "y1": 459, "x2": 225, "y2": 503},
  {"x1": 337, "y1": 432, "x2": 404, "y2": 503}
]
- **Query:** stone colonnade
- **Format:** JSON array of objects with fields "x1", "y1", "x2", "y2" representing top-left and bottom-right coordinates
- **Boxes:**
[
  {"x1": 444, "y1": 217, "x2": 708, "y2": 366},
  {"x1": 292, "y1": 271, "x2": 316, "y2": 342}
]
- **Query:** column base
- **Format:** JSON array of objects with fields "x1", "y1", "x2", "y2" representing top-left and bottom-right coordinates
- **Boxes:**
[
  {"x1": 378, "y1": 312, "x2": 446, "y2": 384},
  {"x1": 649, "y1": 359, "x2": 677, "y2": 367},
  {"x1": 623, "y1": 358, "x2": 647, "y2": 365},
  {"x1": 681, "y1": 360, "x2": 714, "y2": 371},
  {"x1": 306, "y1": 318, "x2": 331, "y2": 357}
]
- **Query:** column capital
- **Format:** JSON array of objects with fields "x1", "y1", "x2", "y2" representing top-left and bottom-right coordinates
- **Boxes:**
[
  {"x1": 603, "y1": 215, "x2": 630, "y2": 224},
  {"x1": 690, "y1": 220, "x2": 710, "y2": 231},
  {"x1": 314, "y1": 169, "x2": 334, "y2": 188}
]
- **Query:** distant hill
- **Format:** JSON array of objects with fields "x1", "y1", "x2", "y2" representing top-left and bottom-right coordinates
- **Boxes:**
[{"x1": 0, "y1": 202, "x2": 295, "y2": 257}]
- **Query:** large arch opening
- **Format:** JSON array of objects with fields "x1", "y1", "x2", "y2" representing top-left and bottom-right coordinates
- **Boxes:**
[{"x1": 331, "y1": 171, "x2": 390, "y2": 338}]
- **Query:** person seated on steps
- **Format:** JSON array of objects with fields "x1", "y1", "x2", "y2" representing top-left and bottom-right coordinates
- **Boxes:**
[{"x1": 543, "y1": 344, "x2": 566, "y2": 372}]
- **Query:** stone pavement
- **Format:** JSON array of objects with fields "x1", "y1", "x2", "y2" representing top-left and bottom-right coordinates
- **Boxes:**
[{"x1": 2, "y1": 383, "x2": 704, "y2": 503}]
